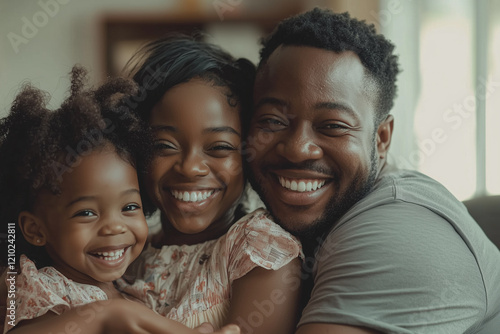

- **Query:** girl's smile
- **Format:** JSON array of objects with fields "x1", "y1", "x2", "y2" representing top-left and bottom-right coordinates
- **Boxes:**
[{"x1": 30, "y1": 146, "x2": 148, "y2": 287}]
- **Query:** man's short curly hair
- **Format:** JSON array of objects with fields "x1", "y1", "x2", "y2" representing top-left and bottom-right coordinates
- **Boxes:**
[
  {"x1": 0, "y1": 66, "x2": 152, "y2": 268},
  {"x1": 259, "y1": 8, "x2": 400, "y2": 122}
]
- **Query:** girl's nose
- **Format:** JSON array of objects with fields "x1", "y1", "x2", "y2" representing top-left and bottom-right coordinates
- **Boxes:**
[{"x1": 99, "y1": 218, "x2": 127, "y2": 236}]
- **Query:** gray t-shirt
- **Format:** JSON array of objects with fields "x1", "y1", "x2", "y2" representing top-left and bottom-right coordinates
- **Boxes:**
[{"x1": 299, "y1": 167, "x2": 500, "y2": 334}]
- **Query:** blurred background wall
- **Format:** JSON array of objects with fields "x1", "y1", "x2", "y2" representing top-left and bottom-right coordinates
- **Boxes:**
[{"x1": 0, "y1": 0, "x2": 499, "y2": 201}]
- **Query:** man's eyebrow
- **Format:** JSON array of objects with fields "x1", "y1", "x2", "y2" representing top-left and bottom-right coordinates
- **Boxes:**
[
  {"x1": 254, "y1": 97, "x2": 288, "y2": 110},
  {"x1": 314, "y1": 101, "x2": 360, "y2": 119},
  {"x1": 204, "y1": 126, "x2": 241, "y2": 137},
  {"x1": 151, "y1": 125, "x2": 177, "y2": 133}
]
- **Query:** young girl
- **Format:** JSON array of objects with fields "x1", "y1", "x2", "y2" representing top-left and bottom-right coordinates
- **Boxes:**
[
  {"x1": 0, "y1": 66, "x2": 238, "y2": 334},
  {"x1": 115, "y1": 35, "x2": 304, "y2": 334}
]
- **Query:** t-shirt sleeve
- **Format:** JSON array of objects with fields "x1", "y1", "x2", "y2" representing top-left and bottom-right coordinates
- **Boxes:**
[
  {"x1": 226, "y1": 209, "x2": 303, "y2": 282},
  {"x1": 299, "y1": 201, "x2": 486, "y2": 334}
]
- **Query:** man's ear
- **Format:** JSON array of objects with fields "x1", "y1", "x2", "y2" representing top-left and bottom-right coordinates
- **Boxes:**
[
  {"x1": 18, "y1": 212, "x2": 47, "y2": 246},
  {"x1": 376, "y1": 114, "x2": 394, "y2": 160}
]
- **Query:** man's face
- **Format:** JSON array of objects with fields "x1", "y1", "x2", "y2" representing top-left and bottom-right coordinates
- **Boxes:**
[{"x1": 248, "y1": 45, "x2": 387, "y2": 239}]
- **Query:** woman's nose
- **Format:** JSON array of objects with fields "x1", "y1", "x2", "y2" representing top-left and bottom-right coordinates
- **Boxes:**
[{"x1": 174, "y1": 151, "x2": 210, "y2": 178}]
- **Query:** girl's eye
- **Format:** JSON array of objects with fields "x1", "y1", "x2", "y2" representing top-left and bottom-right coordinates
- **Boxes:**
[
  {"x1": 123, "y1": 204, "x2": 141, "y2": 212},
  {"x1": 74, "y1": 210, "x2": 95, "y2": 217}
]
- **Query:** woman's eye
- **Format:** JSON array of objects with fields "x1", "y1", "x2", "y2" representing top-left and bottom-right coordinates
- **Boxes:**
[
  {"x1": 123, "y1": 204, "x2": 141, "y2": 212},
  {"x1": 153, "y1": 141, "x2": 176, "y2": 150},
  {"x1": 209, "y1": 145, "x2": 236, "y2": 151}
]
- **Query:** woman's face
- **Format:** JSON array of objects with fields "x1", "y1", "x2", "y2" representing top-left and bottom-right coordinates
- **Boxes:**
[{"x1": 147, "y1": 78, "x2": 244, "y2": 244}]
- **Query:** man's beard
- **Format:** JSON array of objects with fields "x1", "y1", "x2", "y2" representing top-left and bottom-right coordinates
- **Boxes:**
[{"x1": 249, "y1": 140, "x2": 379, "y2": 246}]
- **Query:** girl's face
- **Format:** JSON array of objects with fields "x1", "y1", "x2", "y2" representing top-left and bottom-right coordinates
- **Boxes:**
[
  {"x1": 147, "y1": 78, "x2": 244, "y2": 244},
  {"x1": 33, "y1": 147, "x2": 147, "y2": 285}
]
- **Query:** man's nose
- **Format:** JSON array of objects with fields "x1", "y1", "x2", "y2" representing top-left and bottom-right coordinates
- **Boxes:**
[{"x1": 276, "y1": 123, "x2": 323, "y2": 163}]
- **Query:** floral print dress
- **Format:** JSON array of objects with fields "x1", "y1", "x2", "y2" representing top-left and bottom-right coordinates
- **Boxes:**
[
  {"x1": 116, "y1": 209, "x2": 303, "y2": 329},
  {"x1": 3, "y1": 255, "x2": 108, "y2": 333}
]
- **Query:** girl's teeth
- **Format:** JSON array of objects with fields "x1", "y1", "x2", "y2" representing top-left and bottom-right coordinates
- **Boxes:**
[
  {"x1": 93, "y1": 248, "x2": 125, "y2": 261},
  {"x1": 278, "y1": 177, "x2": 326, "y2": 192},
  {"x1": 171, "y1": 190, "x2": 214, "y2": 202}
]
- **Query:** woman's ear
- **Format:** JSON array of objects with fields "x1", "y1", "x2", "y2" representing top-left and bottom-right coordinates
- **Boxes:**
[
  {"x1": 376, "y1": 114, "x2": 394, "y2": 160},
  {"x1": 18, "y1": 212, "x2": 47, "y2": 246}
]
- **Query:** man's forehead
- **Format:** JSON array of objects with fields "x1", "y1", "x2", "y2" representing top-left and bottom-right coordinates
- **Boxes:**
[{"x1": 255, "y1": 45, "x2": 375, "y2": 95}]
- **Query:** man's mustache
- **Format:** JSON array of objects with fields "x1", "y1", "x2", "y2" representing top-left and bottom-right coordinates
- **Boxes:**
[{"x1": 261, "y1": 161, "x2": 335, "y2": 177}]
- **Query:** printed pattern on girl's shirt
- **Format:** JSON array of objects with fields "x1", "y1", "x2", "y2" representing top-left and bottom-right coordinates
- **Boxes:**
[{"x1": 116, "y1": 208, "x2": 303, "y2": 329}]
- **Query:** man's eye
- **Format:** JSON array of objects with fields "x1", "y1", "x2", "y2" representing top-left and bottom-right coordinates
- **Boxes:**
[
  {"x1": 257, "y1": 118, "x2": 287, "y2": 132},
  {"x1": 123, "y1": 204, "x2": 141, "y2": 212},
  {"x1": 318, "y1": 123, "x2": 350, "y2": 136}
]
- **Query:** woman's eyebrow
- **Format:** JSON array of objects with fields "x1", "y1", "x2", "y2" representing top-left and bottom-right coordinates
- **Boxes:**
[{"x1": 203, "y1": 126, "x2": 241, "y2": 137}]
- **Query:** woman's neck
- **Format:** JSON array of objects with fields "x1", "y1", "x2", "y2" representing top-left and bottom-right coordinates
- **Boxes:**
[{"x1": 155, "y1": 204, "x2": 241, "y2": 247}]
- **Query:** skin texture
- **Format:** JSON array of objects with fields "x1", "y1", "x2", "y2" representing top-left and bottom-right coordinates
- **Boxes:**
[
  {"x1": 1, "y1": 78, "x2": 301, "y2": 334},
  {"x1": 8, "y1": 146, "x2": 240, "y2": 334},
  {"x1": 248, "y1": 46, "x2": 393, "y2": 334},
  {"x1": 18, "y1": 146, "x2": 148, "y2": 294},
  {"x1": 146, "y1": 77, "x2": 301, "y2": 333},
  {"x1": 147, "y1": 78, "x2": 245, "y2": 246},
  {"x1": 6, "y1": 298, "x2": 241, "y2": 334},
  {"x1": 248, "y1": 45, "x2": 393, "y2": 240}
]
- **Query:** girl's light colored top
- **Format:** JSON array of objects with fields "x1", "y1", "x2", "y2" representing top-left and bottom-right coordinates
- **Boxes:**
[
  {"x1": 4, "y1": 255, "x2": 108, "y2": 333},
  {"x1": 117, "y1": 208, "x2": 303, "y2": 329}
]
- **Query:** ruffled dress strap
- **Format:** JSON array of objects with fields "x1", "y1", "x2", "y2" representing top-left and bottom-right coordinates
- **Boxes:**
[
  {"x1": 4, "y1": 255, "x2": 107, "y2": 333},
  {"x1": 225, "y1": 208, "x2": 303, "y2": 282}
]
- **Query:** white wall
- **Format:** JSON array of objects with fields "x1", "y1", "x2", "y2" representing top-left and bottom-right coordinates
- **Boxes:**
[{"x1": 0, "y1": 0, "x2": 179, "y2": 117}]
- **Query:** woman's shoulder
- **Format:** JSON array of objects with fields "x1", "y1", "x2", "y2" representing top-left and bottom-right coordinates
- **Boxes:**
[
  {"x1": 227, "y1": 208, "x2": 299, "y2": 243},
  {"x1": 222, "y1": 209, "x2": 303, "y2": 276}
]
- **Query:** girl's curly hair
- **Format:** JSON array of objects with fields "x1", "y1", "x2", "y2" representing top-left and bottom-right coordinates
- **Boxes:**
[{"x1": 0, "y1": 65, "x2": 153, "y2": 268}]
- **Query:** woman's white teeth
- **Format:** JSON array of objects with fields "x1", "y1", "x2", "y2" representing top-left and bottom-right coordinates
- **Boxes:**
[
  {"x1": 93, "y1": 248, "x2": 125, "y2": 261},
  {"x1": 171, "y1": 190, "x2": 214, "y2": 202},
  {"x1": 278, "y1": 177, "x2": 326, "y2": 192}
]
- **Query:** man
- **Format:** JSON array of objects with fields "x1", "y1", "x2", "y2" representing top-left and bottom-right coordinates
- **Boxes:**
[{"x1": 247, "y1": 8, "x2": 500, "y2": 334}]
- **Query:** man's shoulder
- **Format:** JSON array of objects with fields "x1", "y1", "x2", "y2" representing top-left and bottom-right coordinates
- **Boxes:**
[
  {"x1": 364, "y1": 166, "x2": 463, "y2": 213},
  {"x1": 331, "y1": 165, "x2": 473, "y2": 240}
]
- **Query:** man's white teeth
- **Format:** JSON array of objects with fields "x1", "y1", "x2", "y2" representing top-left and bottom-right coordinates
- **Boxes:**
[
  {"x1": 278, "y1": 177, "x2": 326, "y2": 192},
  {"x1": 93, "y1": 248, "x2": 125, "y2": 261},
  {"x1": 171, "y1": 190, "x2": 214, "y2": 202}
]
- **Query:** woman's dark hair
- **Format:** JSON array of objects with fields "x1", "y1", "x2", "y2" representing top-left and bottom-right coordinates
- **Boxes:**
[
  {"x1": 0, "y1": 65, "x2": 153, "y2": 268},
  {"x1": 125, "y1": 34, "x2": 256, "y2": 216},
  {"x1": 259, "y1": 8, "x2": 400, "y2": 123},
  {"x1": 126, "y1": 33, "x2": 255, "y2": 129}
]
